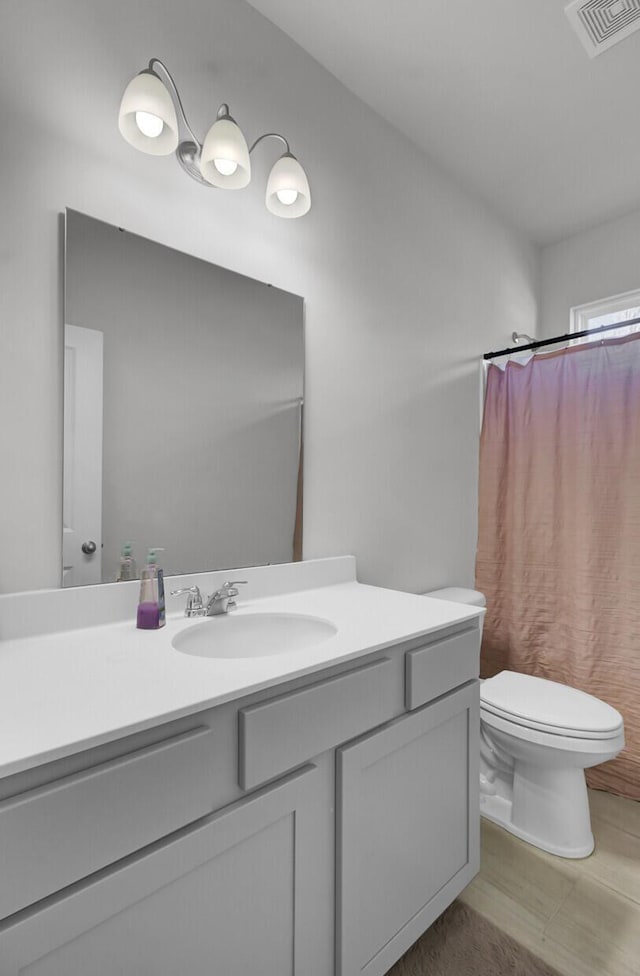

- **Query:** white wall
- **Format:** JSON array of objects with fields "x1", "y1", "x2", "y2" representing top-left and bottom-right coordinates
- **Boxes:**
[
  {"x1": 540, "y1": 206, "x2": 640, "y2": 337},
  {"x1": 0, "y1": 0, "x2": 538, "y2": 595}
]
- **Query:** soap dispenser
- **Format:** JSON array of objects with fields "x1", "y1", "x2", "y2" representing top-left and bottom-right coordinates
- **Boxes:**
[
  {"x1": 136, "y1": 548, "x2": 166, "y2": 629},
  {"x1": 116, "y1": 541, "x2": 137, "y2": 582}
]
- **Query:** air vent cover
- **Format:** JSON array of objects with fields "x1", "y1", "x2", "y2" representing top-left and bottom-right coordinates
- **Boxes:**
[{"x1": 565, "y1": 0, "x2": 640, "y2": 57}]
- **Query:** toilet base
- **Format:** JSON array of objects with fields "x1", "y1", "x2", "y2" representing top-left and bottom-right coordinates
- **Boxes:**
[{"x1": 479, "y1": 767, "x2": 595, "y2": 859}]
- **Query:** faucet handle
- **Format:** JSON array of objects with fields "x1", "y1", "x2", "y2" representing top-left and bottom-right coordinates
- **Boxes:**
[
  {"x1": 217, "y1": 580, "x2": 247, "y2": 611},
  {"x1": 170, "y1": 585, "x2": 206, "y2": 617},
  {"x1": 218, "y1": 580, "x2": 248, "y2": 596}
]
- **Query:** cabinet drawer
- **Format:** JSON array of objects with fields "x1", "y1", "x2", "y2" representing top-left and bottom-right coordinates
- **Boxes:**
[
  {"x1": 0, "y1": 726, "x2": 214, "y2": 919},
  {"x1": 405, "y1": 625, "x2": 479, "y2": 710},
  {"x1": 239, "y1": 657, "x2": 398, "y2": 790}
]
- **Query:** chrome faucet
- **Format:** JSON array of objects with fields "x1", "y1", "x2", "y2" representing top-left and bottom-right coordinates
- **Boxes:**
[
  {"x1": 206, "y1": 580, "x2": 247, "y2": 616},
  {"x1": 170, "y1": 585, "x2": 206, "y2": 617}
]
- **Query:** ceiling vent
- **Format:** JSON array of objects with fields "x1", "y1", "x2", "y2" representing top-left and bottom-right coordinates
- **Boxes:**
[{"x1": 565, "y1": 0, "x2": 640, "y2": 57}]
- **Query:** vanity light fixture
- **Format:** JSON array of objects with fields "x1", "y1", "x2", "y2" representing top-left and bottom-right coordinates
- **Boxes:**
[{"x1": 118, "y1": 58, "x2": 311, "y2": 218}]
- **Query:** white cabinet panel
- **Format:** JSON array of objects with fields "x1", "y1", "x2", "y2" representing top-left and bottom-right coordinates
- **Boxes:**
[
  {"x1": 0, "y1": 726, "x2": 214, "y2": 918},
  {"x1": 337, "y1": 681, "x2": 480, "y2": 976},
  {"x1": 239, "y1": 656, "x2": 400, "y2": 789},
  {"x1": 405, "y1": 624, "x2": 480, "y2": 709},
  {"x1": 0, "y1": 764, "x2": 324, "y2": 976}
]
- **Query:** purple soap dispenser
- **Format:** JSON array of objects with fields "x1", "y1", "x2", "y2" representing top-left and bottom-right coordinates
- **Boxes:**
[{"x1": 136, "y1": 548, "x2": 166, "y2": 629}]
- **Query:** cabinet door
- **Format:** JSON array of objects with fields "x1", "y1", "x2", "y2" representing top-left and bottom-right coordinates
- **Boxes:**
[
  {"x1": 0, "y1": 764, "x2": 324, "y2": 976},
  {"x1": 337, "y1": 681, "x2": 479, "y2": 976}
]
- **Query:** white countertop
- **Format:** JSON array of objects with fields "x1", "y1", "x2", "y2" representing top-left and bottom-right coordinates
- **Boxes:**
[{"x1": 0, "y1": 572, "x2": 482, "y2": 778}]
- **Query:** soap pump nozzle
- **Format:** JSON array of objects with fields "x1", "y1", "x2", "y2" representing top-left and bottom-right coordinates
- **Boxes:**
[{"x1": 145, "y1": 547, "x2": 166, "y2": 564}]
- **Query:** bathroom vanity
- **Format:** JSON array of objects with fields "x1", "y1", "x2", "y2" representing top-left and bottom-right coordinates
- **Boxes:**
[{"x1": 0, "y1": 558, "x2": 482, "y2": 976}]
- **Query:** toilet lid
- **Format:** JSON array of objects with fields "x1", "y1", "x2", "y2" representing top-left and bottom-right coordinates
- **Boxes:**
[{"x1": 481, "y1": 671, "x2": 623, "y2": 738}]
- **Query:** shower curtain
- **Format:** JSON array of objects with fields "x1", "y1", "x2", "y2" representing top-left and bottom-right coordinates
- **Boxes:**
[{"x1": 476, "y1": 332, "x2": 640, "y2": 799}]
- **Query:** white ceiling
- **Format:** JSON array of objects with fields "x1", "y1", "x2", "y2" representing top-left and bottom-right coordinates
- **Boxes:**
[{"x1": 247, "y1": 0, "x2": 640, "y2": 245}]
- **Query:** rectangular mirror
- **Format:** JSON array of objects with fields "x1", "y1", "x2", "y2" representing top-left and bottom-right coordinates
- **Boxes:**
[{"x1": 64, "y1": 210, "x2": 304, "y2": 586}]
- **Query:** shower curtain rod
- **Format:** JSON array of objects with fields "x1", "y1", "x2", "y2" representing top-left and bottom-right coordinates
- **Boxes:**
[{"x1": 483, "y1": 315, "x2": 640, "y2": 361}]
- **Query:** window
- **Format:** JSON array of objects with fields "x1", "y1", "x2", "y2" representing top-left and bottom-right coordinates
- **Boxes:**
[{"x1": 570, "y1": 289, "x2": 640, "y2": 345}]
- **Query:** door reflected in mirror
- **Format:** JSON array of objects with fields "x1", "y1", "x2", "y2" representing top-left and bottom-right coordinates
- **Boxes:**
[{"x1": 63, "y1": 210, "x2": 304, "y2": 587}]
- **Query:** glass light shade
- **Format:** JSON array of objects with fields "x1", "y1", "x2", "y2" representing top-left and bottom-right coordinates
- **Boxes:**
[
  {"x1": 200, "y1": 118, "x2": 251, "y2": 188},
  {"x1": 266, "y1": 154, "x2": 311, "y2": 218},
  {"x1": 118, "y1": 71, "x2": 179, "y2": 156}
]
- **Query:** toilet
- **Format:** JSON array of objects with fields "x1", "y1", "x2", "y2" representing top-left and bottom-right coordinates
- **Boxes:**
[{"x1": 424, "y1": 587, "x2": 625, "y2": 858}]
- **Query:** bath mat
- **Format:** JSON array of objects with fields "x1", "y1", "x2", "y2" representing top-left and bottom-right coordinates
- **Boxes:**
[{"x1": 386, "y1": 900, "x2": 561, "y2": 976}]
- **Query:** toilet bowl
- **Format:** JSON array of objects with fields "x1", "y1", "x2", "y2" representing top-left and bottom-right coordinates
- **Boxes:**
[{"x1": 423, "y1": 587, "x2": 625, "y2": 858}]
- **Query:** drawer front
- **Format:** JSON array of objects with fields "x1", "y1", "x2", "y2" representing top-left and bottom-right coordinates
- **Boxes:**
[
  {"x1": 405, "y1": 625, "x2": 480, "y2": 710},
  {"x1": 0, "y1": 726, "x2": 214, "y2": 919},
  {"x1": 239, "y1": 657, "x2": 399, "y2": 790}
]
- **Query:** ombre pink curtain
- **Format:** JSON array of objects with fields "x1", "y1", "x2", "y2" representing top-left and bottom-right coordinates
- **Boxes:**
[{"x1": 476, "y1": 333, "x2": 640, "y2": 799}]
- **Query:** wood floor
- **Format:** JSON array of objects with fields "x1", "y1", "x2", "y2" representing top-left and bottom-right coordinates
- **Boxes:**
[{"x1": 459, "y1": 790, "x2": 640, "y2": 976}]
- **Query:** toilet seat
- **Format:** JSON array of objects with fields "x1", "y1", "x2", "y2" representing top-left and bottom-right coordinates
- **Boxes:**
[
  {"x1": 481, "y1": 706, "x2": 625, "y2": 757},
  {"x1": 481, "y1": 671, "x2": 623, "y2": 740}
]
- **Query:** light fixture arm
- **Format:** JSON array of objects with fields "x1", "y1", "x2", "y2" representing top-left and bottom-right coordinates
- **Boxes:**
[
  {"x1": 147, "y1": 58, "x2": 200, "y2": 147},
  {"x1": 249, "y1": 132, "x2": 292, "y2": 156}
]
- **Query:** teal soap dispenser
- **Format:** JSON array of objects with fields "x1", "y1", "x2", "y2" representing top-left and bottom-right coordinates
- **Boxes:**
[{"x1": 116, "y1": 541, "x2": 137, "y2": 582}]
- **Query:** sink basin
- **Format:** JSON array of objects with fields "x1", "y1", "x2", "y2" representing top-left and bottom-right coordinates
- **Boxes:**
[{"x1": 172, "y1": 612, "x2": 338, "y2": 659}]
